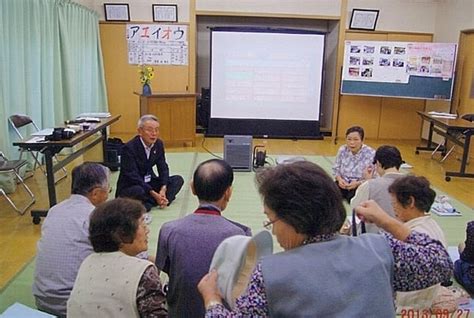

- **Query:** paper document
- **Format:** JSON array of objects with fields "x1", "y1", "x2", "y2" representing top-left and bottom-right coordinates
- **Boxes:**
[
  {"x1": 0, "y1": 302, "x2": 56, "y2": 317},
  {"x1": 428, "y1": 111, "x2": 457, "y2": 119},
  {"x1": 431, "y1": 209, "x2": 462, "y2": 216},
  {"x1": 77, "y1": 112, "x2": 111, "y2": 118},
  {"x1": 31, "y1": 128, "x2": 53, "y2": 136},
  {"x1": 26, "y1": 136, "x2": 46, "y2": 143},
  {"x1": 75, "y1": 117, "x2": 100, "y2": 122}
]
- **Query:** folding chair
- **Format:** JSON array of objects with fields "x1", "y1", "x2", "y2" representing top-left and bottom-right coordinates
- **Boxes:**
[
  {"x1": 9, "y1": 114, "x2": 67, "y2": 183},
  {"x1": 0, "y1": 151, "x2": 35, "y2": 214}
]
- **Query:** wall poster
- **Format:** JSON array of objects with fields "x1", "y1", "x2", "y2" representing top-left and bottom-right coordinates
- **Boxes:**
[{"x1": 127, "y1": 24, "x2": 188, "y2": 65}]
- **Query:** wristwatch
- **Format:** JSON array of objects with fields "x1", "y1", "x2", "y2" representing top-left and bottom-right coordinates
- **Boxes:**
[{"x1": 205, "y1": 300, "x2": 222, "y2": 311}]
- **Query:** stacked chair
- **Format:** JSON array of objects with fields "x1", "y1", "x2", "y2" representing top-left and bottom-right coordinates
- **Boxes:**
[{"x1": 0, "y1": 151, "x2": 35, "y2": 214}]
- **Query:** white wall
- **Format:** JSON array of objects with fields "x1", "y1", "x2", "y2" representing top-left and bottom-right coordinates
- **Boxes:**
[
  {"x1": 75, "y1": 1, "x2": 472, "y2": 41},
  {"x1": 434, "y1": 0, "x2": 474, "y2": 42},
  {"x1": 74, "y1": 0, "x2": 471, "y2": 130},
  {"x1": 74, "y1": 0, "x2": 191, "y2": 22},
  {"x1": 195, "y1": 0, "x2": 340, "y2": 17},
  {"x1": 347, "y1": 0, "x2": 437, "y2": 33}
]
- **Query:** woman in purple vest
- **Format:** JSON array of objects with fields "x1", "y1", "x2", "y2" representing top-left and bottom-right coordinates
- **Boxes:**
[{"x1": 198, "y1": 161, "x2": 452, "y2": 317}]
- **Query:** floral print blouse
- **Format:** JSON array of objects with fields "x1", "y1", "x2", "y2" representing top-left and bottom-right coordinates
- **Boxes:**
[{"x1": 206, "y1": 231, "x2": 452, "y2": 317}]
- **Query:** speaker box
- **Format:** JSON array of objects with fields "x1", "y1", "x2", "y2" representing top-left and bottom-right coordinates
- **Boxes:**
[
  {"x1": 197, "y1": 87, "x2": 210, "y2": 129},
  {"x1": 224, "y1": 135, "x2": 253, "y2": 172}
]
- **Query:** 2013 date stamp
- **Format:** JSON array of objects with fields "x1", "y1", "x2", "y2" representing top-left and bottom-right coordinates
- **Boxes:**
[{"x1": 400, "y1": 309, "x2": 470, "y2": 318}]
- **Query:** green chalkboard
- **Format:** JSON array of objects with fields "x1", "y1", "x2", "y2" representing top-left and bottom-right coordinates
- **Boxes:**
[{"x1": 341, "y1": 76, "x2": 453, "y2": 100}]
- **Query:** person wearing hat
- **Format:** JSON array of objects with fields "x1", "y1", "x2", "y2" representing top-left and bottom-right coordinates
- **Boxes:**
[
  {"x1": 350, "y1": 145, "x2": 405, "y2": 233},
  {"x1": 155, "y1": 159, "x2": 251, "y2": 317},
  {"x1": 198, "y1": 161, "x2": 452, "y2": 317}
]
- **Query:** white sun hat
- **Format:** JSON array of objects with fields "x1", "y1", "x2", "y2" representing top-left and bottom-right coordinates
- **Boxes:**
[{"x1": 209, "y1": 230, "x2": 273, "y2": 309}]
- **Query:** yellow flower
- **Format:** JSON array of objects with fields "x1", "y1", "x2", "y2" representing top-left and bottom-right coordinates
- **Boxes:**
[{"x1": 138, "y1": 65, "x2": 155, "y2": 85}]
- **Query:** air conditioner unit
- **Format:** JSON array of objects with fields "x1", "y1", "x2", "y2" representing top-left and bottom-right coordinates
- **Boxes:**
[{"x1": 224, "y1": 135, "x2": 253, "y2": 172}]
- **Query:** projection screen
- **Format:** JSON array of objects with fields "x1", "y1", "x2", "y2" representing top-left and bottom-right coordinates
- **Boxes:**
[{"x1": 208, "y1": 27, "x2": 325, "y2": 138}]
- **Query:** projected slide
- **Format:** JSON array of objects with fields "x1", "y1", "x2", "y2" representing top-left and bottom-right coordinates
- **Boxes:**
[{"x1": 210, "y1": 30, "x2": 325, "y2": 121}]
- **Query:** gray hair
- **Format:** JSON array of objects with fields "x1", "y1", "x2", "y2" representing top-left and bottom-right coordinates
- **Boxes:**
[
  {"x1": 71, "y1": 163, "x2": 110, "y2": 196},
  {"x1": 137, "y1": 114, "x2": 159, "y2": 128}
]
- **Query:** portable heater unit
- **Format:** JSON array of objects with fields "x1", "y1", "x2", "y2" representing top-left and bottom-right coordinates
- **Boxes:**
[{"x1": 223, "y1": 135, "x2": 253, "y2": 172}]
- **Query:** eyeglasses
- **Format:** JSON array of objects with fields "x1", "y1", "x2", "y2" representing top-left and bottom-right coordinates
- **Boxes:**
[
  {"x1": 263, "y1": 218, "x2": 279, "y2": 230},
  {"x1": 142, "y1": 127, "x2": 159, "y2": 134},
  {"x1": 94, "y1": 185, "x2": 112, "y2": 194},
  {"x1": 138, "y1": 219, "x2": 149, "y2": 229}
]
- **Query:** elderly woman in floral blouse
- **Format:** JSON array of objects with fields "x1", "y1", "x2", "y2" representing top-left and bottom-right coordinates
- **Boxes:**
[
  {"x1": 333, "y1": 125, "x2": 375, "y2": 202},
  {"x1": 198, "y1": 161, "x2": 452, "y2": 317}
]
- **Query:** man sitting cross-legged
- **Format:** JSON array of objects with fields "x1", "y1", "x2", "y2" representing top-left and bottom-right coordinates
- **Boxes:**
[
  {"x1": 155, "y1": 159, "x2": 251, "y2": 317},
  {"x1": 116, "y1": 114, "x2": 184, "y2": 211}
]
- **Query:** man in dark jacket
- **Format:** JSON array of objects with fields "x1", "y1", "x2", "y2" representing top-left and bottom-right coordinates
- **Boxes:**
[{"x1": 116, "y1": 114, "x2": 184, "y2": 211}]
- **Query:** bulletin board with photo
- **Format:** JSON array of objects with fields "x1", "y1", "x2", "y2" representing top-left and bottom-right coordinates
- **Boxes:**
[{"x1": 341, "y1": 40, "x2": 457, "y2": 100}]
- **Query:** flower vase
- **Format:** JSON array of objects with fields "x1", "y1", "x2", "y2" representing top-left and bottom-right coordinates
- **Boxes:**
[{"x1": 142, "y1": 83, "x2": 152, "y2": 96}]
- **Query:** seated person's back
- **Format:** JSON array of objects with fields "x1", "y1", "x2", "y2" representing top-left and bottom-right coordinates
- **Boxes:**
[
  {"x1": 67, "y1": 198, "x2": 167, "y2": 317},
  {"x1": 389, "y1": 175, "x2": 449, "y2": 312},
  {"x1": 155, "y1": 159, "x2": 251, "y2": 317},
  {"x1": 197, "y1": 161, "x2": 453, "y2": 317},
  {"x1": 351, "y1": 145, "x2": 404, "y2": 233},
  {"x1": 32, "y1": 163, "x2": 110, "y2": 317},
  {"x1": 454, "y1": 221, "x2": 474, "y2": 294}
]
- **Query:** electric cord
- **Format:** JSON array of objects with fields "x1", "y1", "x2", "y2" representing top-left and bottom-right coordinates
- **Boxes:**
[
  {"x1": 201, "y1": 135, "x2": 222, "y2": 159},
  {"x1": 265, "y1": 155, "x2": 276, "y2": 166}
]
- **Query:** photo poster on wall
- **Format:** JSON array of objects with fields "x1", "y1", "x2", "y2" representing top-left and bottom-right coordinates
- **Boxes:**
[
  {"x1": 341, "y1": 41, "x2": 457, "y2": 100},
  {"x1": 126, "y1": 24, "x2": 188, "y2": 65},
  {"x1": 207, "y1": 27, "x2": 326, "y2": 139}
]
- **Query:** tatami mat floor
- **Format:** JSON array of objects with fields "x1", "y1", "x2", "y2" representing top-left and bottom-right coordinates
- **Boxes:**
[{"x1": 1, "y1": 136, "x2": 473, "y2": 313}]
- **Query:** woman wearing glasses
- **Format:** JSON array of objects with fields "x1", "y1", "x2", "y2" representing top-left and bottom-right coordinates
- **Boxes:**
[
  {"x1": 198, "y1": 161, "x2": 452, "y2": 317},
  {"x1": 67, "y1": 198, "x2": 167, "y2": 317}
]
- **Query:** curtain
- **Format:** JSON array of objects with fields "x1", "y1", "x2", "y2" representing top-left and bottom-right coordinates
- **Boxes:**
[{"x1": 0, "y1": 0, "x2": 108, "y2": 158}]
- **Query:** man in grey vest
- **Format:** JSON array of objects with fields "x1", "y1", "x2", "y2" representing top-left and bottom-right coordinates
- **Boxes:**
[
  {"x1": 351, "y1": 145, "x2": 404, "y2": 233},
  {"x1": 33, "y1": 163, "x2": 110, "y2": 317}
]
